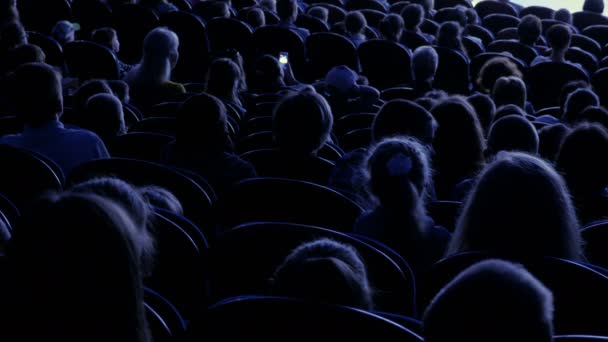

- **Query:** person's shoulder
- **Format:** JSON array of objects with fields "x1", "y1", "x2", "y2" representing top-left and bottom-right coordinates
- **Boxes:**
[
  {"x1": 64, "y1": 126, "x2": 104, "y2": 142},
  {"x1": 163, "y1": 81, "x2": 186, "y2": 94}
]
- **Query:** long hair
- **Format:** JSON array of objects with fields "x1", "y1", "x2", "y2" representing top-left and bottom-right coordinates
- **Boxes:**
[
  {"x1": 448, "y1": 152, "x2": 583, "y2": 261},
  {"x1": 127, "y1": 27, "x2": 179, "y2": 88},
  {"x1": 206, "y1": 58, "x2": 243, "y2": 107}
]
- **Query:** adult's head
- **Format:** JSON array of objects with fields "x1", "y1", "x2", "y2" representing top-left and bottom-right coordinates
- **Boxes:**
[
  {"x1": 83, "y1": 93, "x2": 126, "y2": 141},
  {"x1": 476, "y1": 57, "x2": 523, "y2": 93},
  {"x1": 517, "y1": 14, "x2": 542, "y2": 45},
  {"x1": 73, "y1": 79, "x2": 113, "y2": 113},
  {"x1": 345, "y1": 11, "x2": 367, "y2": 36},
  {"x1": 6, "y1": 192, "x2": 150, "y2": 342},
  {"x1": 6, "y1": 43, "x2": 46, "y2": 72},
  {"x1": 91, "y1": 27, "x2": 120, "y2": 53},
  {"x1": 486, "y1": 115, "x2": 539, "y2": 157},
  {"x1": 437, "y1": 21, "x2": 465, "y2": 56},
  {"x1": 51, "y1": 20, "x2": 79, "y2": 45},
  {"x1": 372, "y1": 99, "x2": 437, "y2": 145},
  {"x1": 538, "y1": 123, "x2": 571, "y2": 162},
  {"x1": 492, "y1": 76, "x2": 527, "y2": 109},
  {"x1": 448, "y1": 152, "x2": 582, "y2": 260},
  {"x1": 583, "y1": 0, "x2": 605, "y2": 13},
  {"x1": 410, "y1": 0, "x2": 434, "y2": 17},
  {"x1": 273, "y1": 89, "x2": 333, "y2": 155},
  {"x1": 271, "y1": 238, "x2": 373, "y2": 310},
  {"x1": 11, "y1": 62, "x2": 62, "y2": 126},
  {"x1": 401, "y1": 3, "x2": 424, "y2": 31},
  {"x1": 136, "y1": 27, "x2": 179, "y2": 86},
  {"x1": 423, "y1": 259, "x2": 554, "y2": 342},
  {"x1": 0, "y1": 19, "x2": 26, "y2": 52},
  {"x1": 308, "y1": 6, "x2": 329, "y2": 22},
  {"x1": 253, "y1": 54, "x2": 284, "y2": 92},
  {"x1": 139, "y1": 185, "x2": 183, "y2": 215},
  {"x1": 579, "y1": 105, "x2": 608, "y2": 130},
  {"x1": 554, "y1": 8, "x2": 572, "y2": 24},
  {"x1": 276, "y1": 0, "x2": 298, "y2": 23},
  {"x1": 467, "y1": 93, "x2": 496, "y2": 136},
  {"x1": 176, "y1": 92, "x2": 231, "y2": 152},
  {"x1": 206, "y1": 57, "x2": 243, "y2": 105},
  {"x1": 412, "y1": 46, "x2": 439, "y2": 86},
  {"x1": 563, "y1": 88, "x2": 599, "y2": 124},
  {"x1": 246, "y1": 7, "x2": 266, "y2": 28},
  {"x1": 379, "y1": 13, "x2": 404, "y2": 42},
  {"x1": 546, "y1": 24, "x2": 571, "y2": 52},
  {"x1": 559, "y1": 80, "x2": 590, "y2": 114}
]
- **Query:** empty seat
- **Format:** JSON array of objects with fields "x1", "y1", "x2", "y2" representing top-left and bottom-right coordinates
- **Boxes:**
[
  {"x1": 306, "y1": 32, "x2": 359, "y2": 81},
  {"x1": 358, "y1": 39, "x2": 412, "y2": 89},
  {"x1": 482, "y1": 13, "x2": 521, "y2": 35}
]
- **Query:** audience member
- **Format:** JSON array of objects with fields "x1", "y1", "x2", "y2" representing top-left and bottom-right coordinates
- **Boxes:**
[
  {"x1": 538, "y1": 123, "x2": 571, "y2": 162},
  {"x1": 554, "y1": 8, "x2": 572, "y2": 24},
  {"x1": 437, "y1": 21, "x2": 468, "y2": 59},
  {"x1": 486, "y1": 115, "x2": 539, "y2": 157},
  {"x1": 467, "y1": 93, "x2": 496, "y2": 136},
  {"x1": 139, "y1": 0, "x2": 178, "y2": 16},
  {"x1": 51, "y1": 20, "x2": 78, "y2": 45},
  {"x1": 562, "y1": 88, "x2": 600, "y2": 125},
  {"x1": 140, "y1": 185, "x2": 184, "y2": 215},
  {"x1": 379, "y1": 13, "x2": 404, "y2": 43},
  {"x1": 308, "y1": 6, "x2": 329, "y2": 23},
  {"x1": 401, "y1": 4, "x2": 434, "y2": 43},
  {"x1": 583, "y1": 0, "x2": 605, "y2": 14},
  {"x1": 345, "y1": 11, "x2": 368, "y2": 47},
  {"x1": 276, "y1": 0, "x2": 310, "y2": 40},
  {"x1": 246, "y1": 7, "x2": 266, "y2": 29},
  {"x1": 206, "y1": 58, "x2": 246, "y2": 113},
  {"x1": 91, "y1": 27, "x2": 133, "y2": 78},
  {"x1": 411, "y1": 46, "x2": 439, "y2": 96},
  {"x1": 83, "y1": 93, "x2": 127, "y2": 145},
  {"x1": 492, "y1": 76, "x2": 527, "y2": 110},
  {"x1": 476, "y1": 56, "x2": 523, "y2": 93}
]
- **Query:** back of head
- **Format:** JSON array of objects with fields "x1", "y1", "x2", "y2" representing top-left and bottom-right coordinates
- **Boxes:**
[
  {"x1": 107, "y1": 80, "x2": 130, "y2": 104},
  {"x1": 436, "y1": 6, "x2": 467, "y2": 27},
  {"x1": 255, "y1": 54, "x2": 284, "y2": 89},
  {"x1": 345, "y1": 11, "x2": 367, "y2": 35},
  {"x1": 554, "y1": 8, "x2": 572, "y2": 24},
  {"x1": 412, "y1": 45, "x2": 439, "y2": 84},
  {"x1": 559, "y1": 80, "x2": 590, "y2": 114},
  {"x1": 272, "y1": 238, "x2": 373, "y2": 310},
  {"x1": 449, "y1": 152, "x2": 582, "y2": 260},
  {"x1": 465, "y1": 8, "x2": 478, "y2": 25},
  {"x1": 477, "y1": 57, "x2": 523, "y2": 93},
  {"x1": 563, "y1": 88, "x2": 599, "y2": 124},
  {"x1": 84, "y1": 93, "x2": 126, "y2": 139},
  {"x1": 206, "y1": 57, "x2": 241, "y2": 101},
  {"x1": 583, "y1": 0, "x2": 605, "y2": 13},
  {"x1": 518, "y1": 14, "x2": 542, "y2": 45},
  {"x1": 492, "y1": 76, "x2": 527, "y2": 109},
  {"x1": 494, "y1": 104, "x2": 526, "y2": 121},
  {"x1": 137, "y1": 27, "x2": 179, "y2": 86},
  {"x1": 276, "y1": 0, "x2": 298, "y2": 22},
  {"x1": 308, "y1": 6, "x2": 329, "y2": 22},
  {"x1": 273, "y1": 89, "x2": 333, "y2": 155},
  {"x1": 0, "y1": 20, "x2": 27, "y2": 51},
  {"x1": 91, "y1": 27, "x2": 118, "y2": 50},
  {"x1": 6, "y1": 43, "x2": 46, "y2": 72},
  {"x1": 579, "y1": 105, "x2": 608, "y2": 130},
  {"x1": 546, "y1": 24, "x2": 571, "y2": 51},
  {"x1": 411, "y1": 0, "x2": 433, "y2": 17},
  {"x1": 372, "y1": 99, "x2": 437, "y2": 145},
  {"x1": 11, "y1": 62, "x2": 62, "y2": 126},
  {"x1": 538, "y1": 123, "x2": 571, "y2": 162},
  {"x1": 487, "y1": 115, "x2": 539, "y2": 156},
  {"x1": 467, "y1": 93, "x2": 496, "y2": 136},
  {"x1": 206, "y1": 1, "x2": 230, "y2": 19},
  {"x1": 246, "y1": 7, "x2": 266, "y2": 28},
  {"x1": 366, "y1": 137, "x2": 431, "y2": 211},
  {"x1": 177, "y1": 92, "x2": 229, "y2": 151},
  {"x1": 401, "y1": 3, "x2": 424, "y2": 30},
  {"x1": 73, "y1": 79, "x2": 113, "y2": 112},
  {"x1": 556, "y1": 123, "x2": 608, "y2": 193},
  {"x1": 6, "y1": 192, "x2": 149, "y2": 342},
  {"x1": 437, "y1": 21, "x2": 463, "y2": 51},
  {"x1": 379, "y1": 13, "x2": 404, "y2": 42},
  {"x1": 139, "y1": 185, "x2": 183, "y2": 215},
  {"x1": 423, "y1": 259, "x2": 554, "y2": 342}
]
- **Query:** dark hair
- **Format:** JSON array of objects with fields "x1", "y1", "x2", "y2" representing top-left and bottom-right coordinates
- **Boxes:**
[
  {"x1": 467, "y1": 93, "x2": 496, "y2": 136},
  {"x1": 583, "y1": 0, "x2": 605, "y2": 13},
  {"x1": 11, "y1": 62, "x2": 62, "y2": 126},
  {"x1": 84, "y1": 93, "x2": 126, "y2": 141},
  {"x1": 246, "y1": 7, "x2": 266, "y2": 28},
  {"x1": 554, "y1": 8, "x2": 572, "y2": 24},
  {"x1": 486, "y1": 115, "x2": 539, "y2": 157},
  {"x1": 253, "y1": 54, "x2": 285, "y2": 92},
  {"x1": 176, "y1": 92, "x2": 231, "y2": 152},
  {"x1": 379, "y1": 13, "x2": 404, "y2": 42},
  {"x1": 272, "y1": 238, "x2": 373, "y2": 310},
  {"x1": 423, "y1": 259, "x2": 554, "y2": 342},
  {"x1": 276, "y1": 0, "x2": 298, "y2": 22},
  {"x1": 345, "y1": 11, "x2": 367, "y2": 35},
  {"x1": 401, "y1": 3, "x2": 424, "y2": 30},
  {"x1": 579, "y1": 105, "x2": 608, "y2": 130},
  {"x1": 273, "y1": 90, "x2": 333, "y2": 155},
  {"x1": 546, "y1": 24, "x2": 571, "y2": 51},
  {"x1": 494, "y1": 104, "x2": 526, "y2": 121},
  {"x1": 91, "y1": 27, "x2": 117, "y2": 50},
  {"x1": 476, "y1": 57, "x2": 523, "y2": 93},
  {"x1": 6, "y1": 43, "x2": 46, "y2": 71},
  {"x1": 492, "y1": 76, "x2": 527, "y2": 109},
  {"x1": 563, "y1": 88, "x2": 599, "y2": 124},
  {"x1": 372, "y1": 99, "x2": 437, "y2": 145},
  {"x1": 206, "y1": 57, "x2": 243, "y2": 107},
  {"x1": 518, "y1": 14, "x2": 542, "y2": 45},
  {"x1": 6, "y1": 192, "x2": 150, "y2": 342},
  {"x1": 437, "y1": 21, "x2": 466, "y2": 57},
  {"x1": 448, "y1": 152, "x2": 582, "y2": 260},
  {"x1": 73, "y1": 79, "x2": 113, "y2": 113},
  {"x1": 559, "y1": 80, "x2": 590, "y2": 114},
  {"x1": 0, "y1": 19, "x2": 26, "y2": 52},
  {"x1": 538, "y1": 123, "x2": 571, "y2": 162}
]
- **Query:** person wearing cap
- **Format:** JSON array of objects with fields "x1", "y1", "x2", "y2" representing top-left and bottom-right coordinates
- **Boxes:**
[
  {"x1": 316, "y1": 65, "x2": 379, "y2": 117},
  {"x1": 51, "y1": 20, "x2": 79, "y2": 45}
]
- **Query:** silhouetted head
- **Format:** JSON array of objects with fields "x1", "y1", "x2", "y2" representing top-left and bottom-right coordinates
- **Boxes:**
[
  {"x1": 131, "y1": 27, "x2": 179, "y2": 87},
  {"x1": 246, "y1": 7, "x2": 266, "y2": 28},
  {"x1": 345, "y1": 11, "x2": 367, "y2": 35},
  {"x1": 494, "y1": 104, "x2": 526, "y2": 121},
  {"x1": 538, "y1": 123, "x2": 571, "y2": 162},
  {"x1": 448, "y1": 152, "x2": 582, "y2": 260},
  {"x1": 492, "y1": 76, "x2": 527, "y2": 109},
  {"x1": 206, "y1": 57, "x2": 243, "y2": 105},
  {"x1": 578, "y1": 105, "x2": 608, "y2": 130},
  {"x1": 437, "y1": 21, "x2": 465, "y2": 56},
  {"x1": 412, "y1": 46, "x2": 439, "y2": 86},
  {"x1": 308, "y1": 6, "x2": 329, "y2": 22},
  {"x1": 518, "y1": 14, "x2": 542, "y2": 45},
  {"x1": 379, "y1": 13, "x2": 404, "y2": 42},
  {"x1": 272, "y1": 238, "x2": 373, "y2": 310},
  {"x1": 92, "y1": 27, "x2": 120, "y2": 53},
  {"x1": 401, "y1": 3, "x2": 424, "y2": 30},
  {"x1": 410, "y1": 0, "x2": 433, "y2": 17},
  {"x1": 486, "y1": 115, "x2": 539, "y2": 157},
  {"x1": 559, "y1": 80, "x2": 590, "y2": 114},
  {"x1": 546, "y1": 24, "x2": 571, "y2": 52},
  {"x1": 583, "y1": 0, "x2": 604, "y2": 13},
  {"x1": 11, "y1": 62, "x2": 62, "y2": 126},
  {"x1": 554, "y1": 8, "x2": 572, "y2": 24},
  {"x1": 140, "y1": 185, "x2": 183, "y2": 215},
  {"x1": 176, "y1": 92, "x2": 230, "y2": 152},
  {"x1": 254, "y1": 54, "x2": 285, "y2": 91},
  {"x1": 273, "y1": 90, "x2": 333, "y2": 155},
  {"x1": 0, "y1": 20, "x2": 26, "y2": 52},
  {"x1": 423, "y1": 259, "x2": 554, "y2": 342},
  {"x1": 84, "y1": 93, "x2": 126, "y2": 141},
  {"x1": 373, "y1": 99, "x2": 437, "y2": 145},
  {"x1": 563, "y1": 88, "x2": 599, "y2": 124},
  {"x1": 477, "y1": 57, "x2": 523, "y2": 93},
  {"x1": 6, "y1": 43, "x2": 46, "y2": 72},
  {"x1": 467, "y1": 93, "x2": 496, "y2": 136},
  {"x1": 277, "y1": 0, "x2": 298, "y2": 23}
]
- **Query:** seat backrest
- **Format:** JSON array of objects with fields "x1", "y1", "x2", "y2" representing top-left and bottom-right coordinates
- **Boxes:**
[
  {"x1": 434, "y1": 0, "x2": 472, "y2": 10},
  {"x1": 144, "y1": 287, "x2": 186, "y2": 341},
  {"x1": 236, "y1": 131, "x2": 274, "y2": 154},
  {"x1": 335, "y1": 113, "x2": 376, "y2": 136},
  {"x1": 380, "y1": 87, "x2": 417, "y2": 101},
  {"x1": 495, "y1": 27, "x2": 519, "y2": 40},
  {"x1": 18, "y1": 0, "x2": 72, "y2": 34},
  {"x1": 581, "y1": 221, "x2": 608, "y2": 269},
  {"x1": 592, "y1": 67, "x2": 608, "y2": 106},
  {"x1": 487, "y1": 40, "x2": 537, "y2": 65},
  {"x1": 519, "y1": 5, "x2": 555, "y2": 19},
  {"x1": 26, "y1": 32, "x2": 64, "y2": 67},
  {"x1": 474, "y1": 0, "x2": 517, "y2": 19},
  {"x1": 71, "y1": 0, "x2": 113, "y2": 38},
  {"x1": 306, "y1": 32, "x2": 359, "y2": 81},
  {"x1": 346, "y1": 0, "x2": 387, "y2": 12},
  {"x1": 572, "y1": 34, "x2": 603, "y2": 58},
  {"x1": 466, "y1": 24, "x2": 495, "y2": 47},
  {"x1": 340, "y1": 127, "x2": 373, "y2": 152},
  {"x1": 295, "y1": 14, "x2": 330, "y2": 33},
  {"x1": 527, "y1": 61, "x2": 589, "y2": 109},
  {"x1": 209, "y1": 222, "x2": 416, "y2": 315},
  {"x1": 433, "y1": 46, "x2": 470, "y2": 94},
  {"x1": 112, "y1": 4, "x2": 159, "y2": 64},
  {"x1": 239, "y1": 149, "x2": 336, "y2": 184},
  {"x1": 427, "y1": 201, "x2": 463, "y2": 233},
  {"x1": 129, "y1": 117, "x2": 177, "y2": 136},
  {"x1": 573, "y1": 11, "x2": 608, "y2": 31},
  {"x1": 360, "y1": 9, "x2": 386, "y2": 28},
  {"x1": 218, "y1": 177, "x2": 363, "y2": 231},
  {"x1": 462, "y1": 36, "x2": 485, "y2": 57},
  {"x1": 358, "y1": 39, "x2": 412, "y2": 89},
  {"x1": 159, "y1": 11, "x2": 210, "y2": 83},
  {"x1": 187, "y1": 296, "x2": 423, "y2": 340},
  {"x1": 63, "y1": 41, "x2": 120, "y2": 80},
  {"x1": 207, "y1": 17, "x2": 254, "y2": 57},
  {"x1": 109, "y1": 132, "x2": 175, "y2": 163},
  {"x1": 482, "y1": 13, "x2": 521, "y2": 35},
  {"x1": 554, "y1": 336, "x2": 608, "y2": 342},
  {"x1": 470, "y1": 52, "x2": 527, "y2": 88},
  {"x1": 155, "y1": 208, "x2": 210, "y2": 250},
  {"x1": 583, "y1": 25, "x2": 608, "y2": 48},
  {"x1": 566, "y1": 47, "x2": 599, "y2": 73},
  {"x1": 400, "y1": 31, "x2": 430, "y2": 51},
  {"x1": 253, "y1": 26, "x2": 307, "y2": 79}
]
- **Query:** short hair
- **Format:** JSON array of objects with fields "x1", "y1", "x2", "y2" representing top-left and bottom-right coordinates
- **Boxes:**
[
  {"x1": 177, "y1": 92, "x2": 230, "y2": 151},
  {"x1": 563, "y1": 88, "x2": 599, "y2": 124},
  {"x1": 271, "y1": 238, "x2": 373, "y2": 310},
  {"x1": 366, "y1": 137, "x2": 431, "y2": 209},
  {"x1": 6, "y1": 43, "x2": 46, "y2": 71},
  {"x1": 487, "y1": 115, "x2": 539, "y2": 156},
  {"x1": 554, "y1": 8, "x2": 572, "y2": 24},
  {"x1": 0, "y1": 20, "x2": 26, "y2": 51},
  {"x1": 206, "y1": 1, "x2": 230, "y2": 19},
  {"x1": 73, "y1": 79, "x2": 113, "y2": 112},
  {"x1": 84, "y1": 93, "x2": 126, "y2": 140},
  {"x1": 494, "y1": 104, "x2": 526, "y2": 121},
  {"x1": 423, "y1": 259, "x2": 554, "y2": 342},
  {"x1": 492, "y1": 76, "x2": 527, "y2": 109},
  {"x1": 11, "y1": 63, "x2": 62, "y2": 126},
  {"x1": 538, "y1": 123, "x2": 571, "y2": 162},
  {"x1": 435, "y1": 6, "x2": 467, "y2": 27},
  {"x1": 276, "y1": 0, "x2": 298, "y2": 22},
  {"x1": 477, "y1": 57, "x2": 523, "y2": 93},
  {"x1": 246, "y1": 7, "x2": 265, "y2": 28},
  {"x1": 546, "y1": 24, "x2": 571, "y2": 51},
  {"x1": 410, "y1": 0, "x2": 433, "y2": 16},
  {"x1": 579, "y1": 105, "x2": 608, "y2": 130},
  {"x1": 140, "y1": 185, "x2": 183, "y2": 215},
  {"x1": 401, "y1": 4, "x2": 424, "y2": 30},
  {"x1": 437, "y1": 21, "x2": 464, "y2": 54},
  {"x1": 583, "y1": 0, "x2": 605, "y2": 13},
  {"x1": 308, "y1": 6, "x2": 329, "y2": 22},
  {"x1": 273, "y1": 90, "x2": 333, "y2": 155},
  {"x1": 412, "y1": 46, "x2": 439, "y2": 84},
  {"x1": 107, "y1": 80, "x2": 130, "y2": 103},
  {"x1": 91, "y1": 27, "x2": 117, "y2": 49},
  {"x1": 448, "y1": 152, "x2": 582, "y2": 260},
  {"x1": 559, "y1": 80, "x2": 590, "y2": 113},
  {"x1": 345, "y1": 11, "x2": 367, "y2": 35},
  {"x1": 372, "y1": 99, "x2": 437, "y2": 145},
  {"x1": 379, "y1": 13, "x2": 404, "y2": 42},
  {"x1": 518, "y1": 14, "x2": 542, "y2": 45},
  {"x1": 467, "y1": 93, "x2": 496, "y2": 136},
  {"x1": 206, "y1": 58, "x2": 242, "y2": 105},
  {"x1": 142, "y1": 26, "x2": 179, "y2": 62}
]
